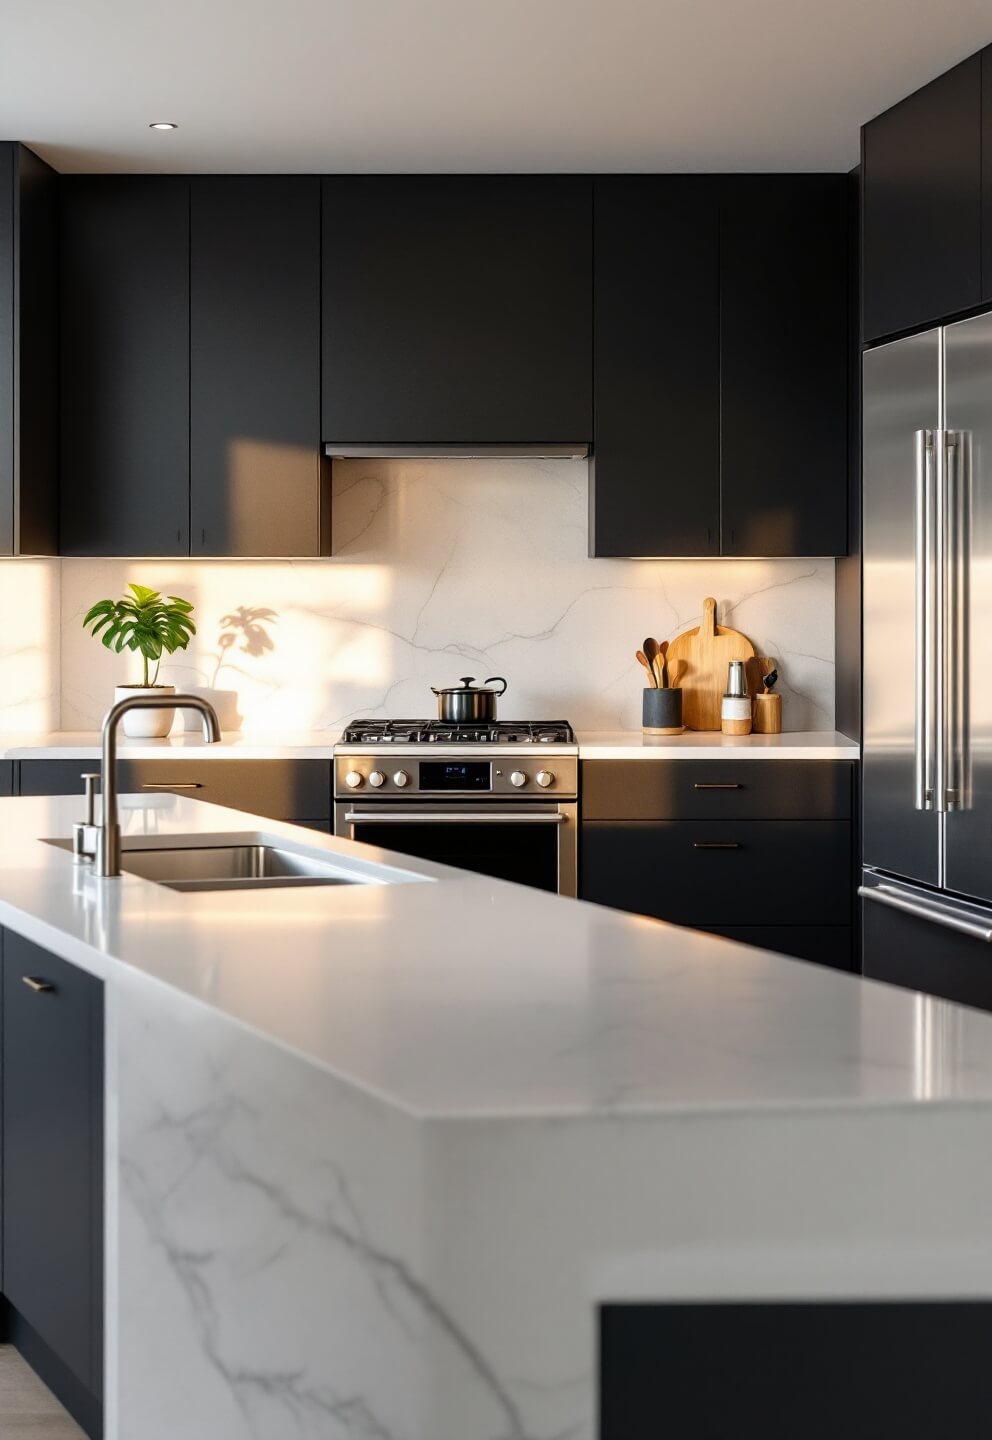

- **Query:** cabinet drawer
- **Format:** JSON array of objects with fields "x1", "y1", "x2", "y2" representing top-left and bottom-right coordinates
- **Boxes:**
[
  {"x1": 702, "y1": 925, "x2": 854, "y2": 972},
  {"x1": 581, "y1": 761, "x2": 853, "y2": 821},
  {"x1": 580, "y1": 820, "x2": 852, "y2": 926},
  {"x1": 17, "y1": 758, "x2": 332, "y2": 821},
  {"x1": 0, "y1": 760, "x2": 11, "y2": 796}
]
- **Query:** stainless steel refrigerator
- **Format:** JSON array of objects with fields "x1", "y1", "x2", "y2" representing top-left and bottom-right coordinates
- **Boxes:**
[{"x1": 861, "y1": 313, "x2": 992, "y2": 1010}]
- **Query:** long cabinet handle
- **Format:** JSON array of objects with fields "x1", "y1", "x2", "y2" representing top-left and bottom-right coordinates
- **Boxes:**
[
  {"x1": 344, "y1": 811, "x2": 565, "y2": 825},
  {"x1": 859, "y1": 884, "x2": 992, "y2": 944},
  {"x1": 914, "y1": 428, "x2": 936, "y2": 811},
  {"x1": 141, "y1": 781, "x2": 204, "y2": 790},
  {"x1": 693, "y1": 783, "x2": 741, "y2": 791},
  {"x1": 692, "y1": 842, "x2": 740, "y2": 850},
  {"x1": 21, "y1": 976, "x2": 54, "y2": 993}
]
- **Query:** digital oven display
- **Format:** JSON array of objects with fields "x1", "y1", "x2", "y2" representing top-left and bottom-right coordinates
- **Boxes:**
[{"x1": 419, "y1": 761, "x2": 492, "y2": 791}]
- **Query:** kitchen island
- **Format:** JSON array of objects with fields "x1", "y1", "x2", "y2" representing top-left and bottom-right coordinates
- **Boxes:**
[{"x1": 0, "y1": 791, "x2": 990, "y2": 1439}]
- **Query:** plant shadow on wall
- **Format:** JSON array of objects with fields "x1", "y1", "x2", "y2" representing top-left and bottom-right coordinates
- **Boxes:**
[
  {"x1": 209, "y1": 606, "x2": 279, "y2": 687},
  {"x1": 176, "y1": 604, "x2": 280, "y2": 732}
]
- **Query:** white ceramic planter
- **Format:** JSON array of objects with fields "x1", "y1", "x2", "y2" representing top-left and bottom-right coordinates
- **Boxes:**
[
  {"x1": 114, "y1": 685, "x2": 176, "y2": 738},
  {"x1": 181, "y1": 686, "x2": 240, "y2": 732}
]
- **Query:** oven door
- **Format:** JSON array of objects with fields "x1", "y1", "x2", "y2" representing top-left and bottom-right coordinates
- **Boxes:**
[{"x1": 335, "y1": 801, "x2": 577, "y2": 896}]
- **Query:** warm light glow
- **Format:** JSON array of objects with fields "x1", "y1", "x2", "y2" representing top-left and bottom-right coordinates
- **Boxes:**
[
  {"x1": 0, "y1": 560, "x2": 60, "y2": 733},
  {"x1": 148, "y1": 121, "x2": 178, "y2": 130}
]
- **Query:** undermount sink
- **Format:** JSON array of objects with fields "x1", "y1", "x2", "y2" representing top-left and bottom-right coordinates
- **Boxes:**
[
  {"x1": 117, "y1": 844, "x2": 361, "y2": 891},
  {"x1": 46, "y1": 839, "x2": 379, "y2": 892}
]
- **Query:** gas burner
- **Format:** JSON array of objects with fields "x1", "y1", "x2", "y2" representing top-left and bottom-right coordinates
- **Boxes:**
[{"x1": 341, "y1": 719, "x2": 575, "y2": 745}]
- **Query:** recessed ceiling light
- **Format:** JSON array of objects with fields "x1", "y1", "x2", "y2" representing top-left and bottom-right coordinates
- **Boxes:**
[{"x1": 148, "y1": 121, "x2": 178, "y2": 131}]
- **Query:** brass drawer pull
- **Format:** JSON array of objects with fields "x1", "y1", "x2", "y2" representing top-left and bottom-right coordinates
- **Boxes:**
[
  {"x1": 693, "y1": 783, "x2": 741, "y2": 790},
  {"x1": 692, "y1": 842, "x2": 740, "y2": 850},
  {"x1": 22, "y1": 976, "x2": 54, "y2": 993},
  {"x1": 141, "y1": 781, "x2": 204, "y2": 790}
]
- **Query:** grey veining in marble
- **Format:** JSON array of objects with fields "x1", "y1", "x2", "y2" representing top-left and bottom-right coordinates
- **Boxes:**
[{"x1": 52, "y1": 461, "x2": 835, "y2": 733}]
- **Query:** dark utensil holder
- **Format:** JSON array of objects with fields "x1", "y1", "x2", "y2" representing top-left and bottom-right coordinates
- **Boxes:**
[{"x1": 642, "y1": 687, "x2": 683, "y2": 735}]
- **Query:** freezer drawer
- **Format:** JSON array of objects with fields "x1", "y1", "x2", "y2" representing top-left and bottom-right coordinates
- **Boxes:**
[{"x1": 861, "y1": 873, "x2": 992, "y2": 1011}]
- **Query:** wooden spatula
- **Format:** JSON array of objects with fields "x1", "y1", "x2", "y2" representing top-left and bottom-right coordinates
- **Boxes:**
[{"x1": 636, "y1": 649, "x2": 657, "y2": 687}]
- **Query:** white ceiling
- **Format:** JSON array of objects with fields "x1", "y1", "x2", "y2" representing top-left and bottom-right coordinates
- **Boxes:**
[{"x1": 1, "y1": 0, "x2": 990, "y2": 174}]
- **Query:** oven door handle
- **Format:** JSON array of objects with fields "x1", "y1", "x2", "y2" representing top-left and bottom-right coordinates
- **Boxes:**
[{"x1": 343, "y1": 810, "x2": 567, "y2": 825}]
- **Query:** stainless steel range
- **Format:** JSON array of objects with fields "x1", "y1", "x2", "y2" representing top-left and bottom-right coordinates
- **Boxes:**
[{"x1": 334, "y1": 720, "x2": 578, "y2": 895}]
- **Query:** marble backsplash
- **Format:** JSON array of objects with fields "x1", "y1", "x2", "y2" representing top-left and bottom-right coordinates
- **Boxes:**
[{"x1": 9, "y1": 460, "x2": 835, "y2": 733}]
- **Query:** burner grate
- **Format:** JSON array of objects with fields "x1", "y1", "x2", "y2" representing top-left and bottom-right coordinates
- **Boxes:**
[{"x1": 341, "y1": 718, "x2": 575, "y2": 745}]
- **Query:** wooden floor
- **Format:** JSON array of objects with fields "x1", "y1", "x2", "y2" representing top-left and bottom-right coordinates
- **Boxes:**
[{"x1": 0, "y1": 1346, "x2": 85, "y2": 1438}]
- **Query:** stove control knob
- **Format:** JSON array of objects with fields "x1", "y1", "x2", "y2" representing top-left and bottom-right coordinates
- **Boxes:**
[
  {"x1": 510, "y1": 770, "x2": 528, "y2": 788},
  {"x1": 368, "y1": 770, "x2": 386, "y2": 789},
  {"x1": 393, "y1": 770, "x2": 411, "y2": 789},
  {"x1": 536, "y1": 770, "x2": 555, "y2": 789},
  {"x1": 345, "y1": 770, "x2": 364, "y2": 790}
]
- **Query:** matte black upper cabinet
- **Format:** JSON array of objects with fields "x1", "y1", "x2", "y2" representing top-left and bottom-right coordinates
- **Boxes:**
[
  {"x1": 592, "y1": 178, "x2": 720, "y2": 557},
  {"x1": 321, "y1": 176, "x2": 592, "y2": 446},
  {"x1": 61, "y1": 175, "x2": 329, "y2": 557},
  {"x1": 190, "y1": 178, "x2": 329, "y2": 556},
  {"x1": 591, "y1": 175, "x2": 849, "y2": 558},
  {"x1": 720, "y1": 176, "x2": 848, "y2": 556},
  {"x1": 61, "y1": 176, "x2": 190, "y2": 556},
  {"x1": 0, "y1": 143, "x2": 58, "y2": 556},
  {"x1": 862, "y1": 55, "x2": 982, "y2": 342}
]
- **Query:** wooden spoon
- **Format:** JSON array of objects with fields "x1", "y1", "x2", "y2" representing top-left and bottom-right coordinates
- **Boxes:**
[
  {"x1": 643, "y1": 637, "x2": 663, "y2": 689},
  {"x1": 658, "y1": 639, "x2": 670, "y2": 688},
  {"x1": 668, "y1": 658, "x2": 686, "y2": 689},
  {"x1": 635, "y1": 649, "x2": 657, "y2": 688}
]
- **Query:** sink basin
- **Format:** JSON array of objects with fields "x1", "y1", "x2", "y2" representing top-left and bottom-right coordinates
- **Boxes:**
[
  {"x1": 116, "y1": 844, "x2": 362, "y2": 891},
  {"x1": 44, "y1": 839, "x2": 377, "y2": 892}
]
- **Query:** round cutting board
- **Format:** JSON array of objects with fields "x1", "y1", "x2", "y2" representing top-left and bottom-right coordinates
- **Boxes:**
[{"x1": 666, "y1": 597, "x2": 755, "y2": 731}]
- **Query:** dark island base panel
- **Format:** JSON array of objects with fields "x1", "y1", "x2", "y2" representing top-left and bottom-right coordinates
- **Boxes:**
[
  {"x1": 0, "y1": 1301, "x2": 103, "y2": 1438},
  {"x1": 600, "y1": 1301, "x2": 992, "y2": 1439}
]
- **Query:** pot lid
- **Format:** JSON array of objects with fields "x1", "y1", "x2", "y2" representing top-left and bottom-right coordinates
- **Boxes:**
[{"x1": 432, "y1": 675, "x2": 508, "y2": 696}]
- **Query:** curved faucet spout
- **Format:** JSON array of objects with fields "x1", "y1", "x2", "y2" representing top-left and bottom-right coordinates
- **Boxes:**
[{"x1": 94, "y1": 693, "x2": 222, "y2": 876}]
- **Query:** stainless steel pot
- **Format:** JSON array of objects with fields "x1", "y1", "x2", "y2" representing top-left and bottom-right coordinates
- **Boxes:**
[{"x1": 431, "y1": 676, "x2": 508, "y2": 724}]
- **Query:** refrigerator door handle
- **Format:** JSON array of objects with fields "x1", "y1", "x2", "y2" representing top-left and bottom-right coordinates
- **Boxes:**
[
  {"x1": 914, "y1": 429, "x2": 937, "y2": 810},
  {"x1": 859, "y1": 882, "x2": 992, "y2": 943},
  {"x1": 934, "y1": 426, "x2": 949, "y2": 813},
  {"x1": 943, "y1": 429, "x2": 971, "y2": 812}
]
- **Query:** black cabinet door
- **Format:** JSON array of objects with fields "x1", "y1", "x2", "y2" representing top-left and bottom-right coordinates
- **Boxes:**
[
  {"x1": 863, "y1": 56, "x2": 982, "y2": 341},
  {"x1": 0, "y1": 144, "x2": 57, "y2": 558},
  {"x1": 190, "y1": 177, "x2": 329, "y2": 557},
  {"x1": 0, "y1": 144, "x2": 11, "y2": 556},
  {"x1": 591, "y1": 178, "x2": 720, "y2": 557},
  {"x1": 60, "y1": 177, "x2": 190, "y2": 556},
  {"x1": 983, "y1": 48, "x2": 992, "y2": 301},
  {"x1": 581, "y1": 820, "x2": 851, "y2": 928},
  {"x1": 322, "y1": 176, "x2": 592, "y2": 444},
  {"x1": 3, "y1": 933, "x2": 103, "y2": 1392},
  {"x1": 17, "y1": 757, "x2": 332, "y2": 822},
  {"x1": 720, "y1": 176, "x2": 848, "y2": 556}
]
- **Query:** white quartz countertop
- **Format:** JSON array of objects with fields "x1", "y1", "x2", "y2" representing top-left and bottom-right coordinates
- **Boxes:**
[
  {"x1": 0, "y1": 792, "x2": 985, "y2": 1121},
  {"x1": 576, "y1": 729, "x2": 859, "y2": 758},
  {"x1": 0, "y1": 729, "x2": 858, "y2": 760},
  {"x1": 0, "y1": 730, "x2": 341, "y2": 759}
]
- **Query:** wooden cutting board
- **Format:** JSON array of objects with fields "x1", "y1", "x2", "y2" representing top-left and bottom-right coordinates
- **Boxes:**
[{"x1": 666, "y1": 597, "x2": 755, "y2": 731}]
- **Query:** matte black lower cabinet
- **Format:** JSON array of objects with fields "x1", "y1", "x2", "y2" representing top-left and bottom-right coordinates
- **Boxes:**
[
  {"x1": 601, "y1": 1302, "x2": 992, "y2": 1438},
  {"x1": 2, "y1": 929, "x2": 104, "y2": 1437},
  {"x1": 17, "y1": 757, "x2": 332, "y2": 830},
  {"x1": 579, "y1": 761, "x2": 856, "y2": 971}
]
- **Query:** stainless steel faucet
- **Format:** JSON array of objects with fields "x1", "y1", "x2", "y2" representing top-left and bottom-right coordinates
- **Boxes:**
[{"x1": 74, "y1": 694, "x2": 222, "y2": 876}]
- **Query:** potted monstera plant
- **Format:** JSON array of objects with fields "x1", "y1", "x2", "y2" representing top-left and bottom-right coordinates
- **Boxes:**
[{"x1": 82, "y1": 584, "x2": 196, "y2": 737}]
